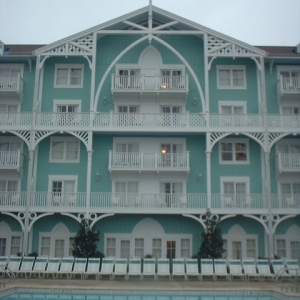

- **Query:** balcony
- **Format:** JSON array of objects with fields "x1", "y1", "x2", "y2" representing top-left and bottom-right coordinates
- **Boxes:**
[
  {"x1": 0, "y1": 75, "x2": 24, "y2": 100},
  {"x1": 1, "y1": 112, "x2": 299, "y2": 134},
  {"x1": 0, "y1": 150, "x2": 23, "y2": 172},
  {"x1": 111, "y1": 75, "x2": 189, "y2": 101},
  {"x1": 109, "y1": 151, "x2": 190, "y2": 172},
  {"x1": 277, "y1": 76, "x2": 300, "y2": 101},
  {"x1": 1, "y1": 192, "x2": 299, "y2": 215},
  {"x1": 277, "y1": 153, "x2": 300, "y2": 173}
]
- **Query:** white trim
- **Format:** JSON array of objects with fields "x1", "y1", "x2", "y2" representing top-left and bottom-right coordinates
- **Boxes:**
[
  {"x1": 53, "y1": 100, "x2": 82, "y2": 112},
  {"x1": 217, "y1": 65, "x2": 247, "y2": 89},
  {"x1": 49, "y1": 137, "x2": 80, "y2": 163},
  {"x1": 0, "y1": 222, "x2": 23, "y2": 256},
  {"x1": 0, "y1": 64, "x2": 24, "y2": 77},
  {"x1": 54, "y1": 64, "x2": 84, "y2": 88},
  {"x1": 48, "y1": 175, "x2": 78, "y2": 193},
  {"x1": 218, "y1": 101, "x2": 247, "y2": 113},
  {"x1": 220, "y1": 177, "x2": 250, "y2": 195},
  {"x1": 219, "y1": 138, "x2": 250, "y2": 164}
]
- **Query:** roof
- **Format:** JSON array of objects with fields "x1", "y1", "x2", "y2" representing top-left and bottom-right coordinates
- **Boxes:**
[
  {"x1": 3, "y1": 44, "x2": 44, "y2": 56},
  {"x1": 256, "y1": 46, "x2": 300, "y2": 57}
]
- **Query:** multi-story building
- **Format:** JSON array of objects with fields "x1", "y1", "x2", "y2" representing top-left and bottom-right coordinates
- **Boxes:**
[{"x1": 0, "y1": 4, "x2": 299, "y2": 261}]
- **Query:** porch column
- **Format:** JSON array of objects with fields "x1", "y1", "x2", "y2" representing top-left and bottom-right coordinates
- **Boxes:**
[
  {"x1": 264, "y1": 150, "x2": 274, "y2": 258},
  {"x1": 86, "y1": 148, "x2": 93, "y2": 218},
  {"x1": 206, "y1": 133, "x2": 212, "y2": 209}
]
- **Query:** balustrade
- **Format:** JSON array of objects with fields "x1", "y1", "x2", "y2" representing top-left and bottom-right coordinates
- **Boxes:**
[
  {"x1": 1, "y1": 192, "x2": 298, "y2": 213},
  {"x1": 278, "y1": 76, "x2": 300, "y2": 93},
  {"x1": 0, "y1": 150, "x2": 23, "y2": 170},
  {"x1": 277, "y1": 153, "x2": 300, "y2": 173},
  {"x1": 0, "y1": 75, "x2": 23, "y2": 92}
]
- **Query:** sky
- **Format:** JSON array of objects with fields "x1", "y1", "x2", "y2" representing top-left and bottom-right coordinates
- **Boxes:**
[{"x1": 1, "y1": 0, "x2": 300, "y2": 46}]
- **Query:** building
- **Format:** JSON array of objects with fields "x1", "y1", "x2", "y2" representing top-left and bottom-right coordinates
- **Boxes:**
[{"x1": 0, "y1": 4, "x2": 299, "y2": 261}]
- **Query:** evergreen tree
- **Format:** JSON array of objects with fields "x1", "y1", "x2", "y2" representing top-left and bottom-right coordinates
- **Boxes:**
[
  {"x1": 198, "y1": 209, "x2": 224, "y2": 258},
  {"x1": 72, "y1": 219, "x2": 102, "y2": 258}
]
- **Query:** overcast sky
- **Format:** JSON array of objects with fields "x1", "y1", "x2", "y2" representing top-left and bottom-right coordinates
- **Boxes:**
[{"x1": 1, "y1": 0, "x2": 299, "y2": 46}]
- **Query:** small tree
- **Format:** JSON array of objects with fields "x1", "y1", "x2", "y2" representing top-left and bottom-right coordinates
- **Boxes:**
[
  {"x1": 198, "y1": 209, "x2": 224, "y2": 259},
  {"x1": 72, "y1": 219, "x2": 102, "y2": 258}
]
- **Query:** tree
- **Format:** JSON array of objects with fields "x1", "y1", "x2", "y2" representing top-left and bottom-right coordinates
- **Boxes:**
[
  {"x1": 72, "y1": 219, "x2": 102, "y2": 258},
  {"x1": 198, "y1": 209, "x2": 224, "y2": 259}
]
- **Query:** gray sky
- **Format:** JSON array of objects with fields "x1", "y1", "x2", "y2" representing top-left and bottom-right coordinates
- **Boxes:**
[{"x1": 1, "y1": 0, "x2": 300, "y2": 46}]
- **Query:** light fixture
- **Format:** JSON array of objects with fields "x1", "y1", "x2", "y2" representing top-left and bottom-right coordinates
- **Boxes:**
[
  {"x1": 103, "y1": 97, "x2": 107, "y2": 105},
  {"x1": 161, "y1": 149, "x2": 166, "y2": 154},
  {"x1": 193, "y1": 97, "x2": 197, "y2": 106},
  {"x1": 198, "y1": 173, "x2": 203, "y2": 182},
  {"x1": 95, "y1": 172, "x2": 100, "y2": 180}
]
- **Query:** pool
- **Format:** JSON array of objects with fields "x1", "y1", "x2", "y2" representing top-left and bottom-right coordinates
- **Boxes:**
[{"x1": 0, "y1": 289, "x2": 293, "y2": 300}]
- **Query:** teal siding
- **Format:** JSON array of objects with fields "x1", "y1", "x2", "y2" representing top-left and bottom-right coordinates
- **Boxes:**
[{"x1": 275, "y1": 216, "x2": 300, "y2": 234}]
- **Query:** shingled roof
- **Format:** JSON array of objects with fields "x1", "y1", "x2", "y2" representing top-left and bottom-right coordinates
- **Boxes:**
[
  {"x1": 256, "y1": 46, "x2": 300, "y2": 57},
  {"x1": 3, "y1": 44, "x2": 45, "y2": 56}
]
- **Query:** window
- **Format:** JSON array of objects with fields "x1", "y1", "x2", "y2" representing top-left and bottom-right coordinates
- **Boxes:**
[
  {"x1": 152, "y1": 238, "x2": 162, "y2": 259},
  {"x1": 246, "y1": 239, "x2": 256, "y2": 258},
  {"x1": 282, "y1": 106, "x2": 300, "y2": 115},
  {"x1": 161, "y1": 106, "x2": 182, "y2": 114},
  {"x1": 276, "y1": 239, "x2": 286, "y2": 258},
  {"x1": 291, "y1": 241, "x2": 300, "y2": 262},
  {"x1": 115, "y1": 181, "x2": 138, "y2": 206},
  {"x1": 118, "y1": 69, "x2": 140, "y2": 88},
  {"x1": 106, "y1": 238, "x2": 116, "y2": 257},
  {"x1": 160, "y1": 143, "x2": 183, "y2": 167},
  {"x1": 50, "y1": 137, "x2": 80, "y2": 163},
  {"x1": 160, "y1": 182, "x2": 183, "y2": 207},
  {"x1": 118, "y1": 106, "x2": 139, "y2": 113},
  {"x1": 166, "y1": 241, "x2": 176, "y2": 259},
  {"x1": 222, "y1": 240, "x2": 227, "y2": 258},
  {"x1": 279, "y1": 68, "x2": 300, "y2": 90},
  {"x1": 0, "y1": 104, "x2": 18, "y2": 113},
  {"x1": 219, "y1": 102, "x2": 246, "y2": 114},
  {"x1": 54, "y1": 64, "x2": 84, "y2": 88},
  {"x1": 220, "y1": 139, "x2": 249, "y2": 164},
  {"x1": 221, "y1": 177, "x2": 250, "y2": 206},
  {"x1": 135, "y1": 238, "x2": 144, "y2": 258},
  {"x1": 217, "y1": 66, "x2": 246, "y2": 89},
  {"x1": 232, "y1": 241, "x2": 242, "y2": 259},
  {"x1": 160, "y1": 70, "x2": 183, "y2": 89},
  {"x1": 0, "y1": 238, "x2": 6, "y2": 256},
  {"x1": 120, "y1": 240, "x2": 130, "y2": 259},
  {"x1": 0, "y1": 65, "x2": 23, "y2": 89},
  {"x1": 41, "y1": 237, "x2": 51, "y2": 256},
  {"x1": 180, "y1": 239, "x2": 190, "y2": 258}
]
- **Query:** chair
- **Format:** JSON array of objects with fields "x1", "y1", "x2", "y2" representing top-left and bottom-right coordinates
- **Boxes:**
[
  {"x1": 99, "y1": 257, "x2": 115, "y2": 279},
  {"x1": 228, "y1": 259, "x2": 246, "y2": 280},
  {"x1": 224, "y1": 197, "x2": 234, "y2": 208},
  {"x1": 185, "y1": 258, "x2": 200, "y2": 280},
  {"x1": 271, "y1": 259, "x2": 291, "y2": 281},
  {"x1": 6, "y1": 256, "x2": 22, "y2": 273},
  {"x1": 55, "y1": 257, "x2": 74, "y2": 279},
  {"x1": 28, "y1": 256, "x2": 48, "y2": 278},
  {"x1": 157, "y1": 258, "x2": 171, "y2": 280},
  {"x1": 245, "y1": 197, "x2": 252, "y2": 208},
  {"x1": 71, "y1": 257, "x2": 87, "y2": 279},
  {"x1": 242, "y1": 259, "x2": 261, "y2": 281},
  {"x1": 111, "y1": 196, "x2": 120, "y2": 207},
  {"x1": 257, "y1": 259, "x2": 274, "y2": 280},
  {"x1": 180, "y1": 196, "x2": 187, "y2": 208},
  {"x1": 285, "y1": 259, "x2": 300, "y2": 279},
  {"x1": 84, "y1": 258, "x2": 101, "y2": 279},
  {"x1": 142, "y1": 258, "x2": 156, "y2": 280},
  {"x1": 68, "y1": 196, "x2": 77, "y2": 206},
  {"x1": 43, "y1": 257, "x2": 61, "y2": 278},
  {"x1": 10, "y1": 195, "x2": 19, "y2": 205},
  {"x1": 200, "y1": 259, "x2": 215, "y2": 280},
  {"x1": 15, "y1": 256, "x2": 35, "y2": 277},
  {"x1": 172, "y1": 258, "x2": 186, "y2": 280},
  {"x1": 127, "y1": 258, "x2": 142, "y2": 280},
  {"x1": 286, "y1": 197, "x2": 295, "y2": 208},
  {"x1": 214, "y1": 259, "x2": 230, "y2": 281},
  {"x1": 113, "y1": 258, "x2": 128, "y2": 280},
  {"x1": 53, "y1": 196, "x2": 61, "y2": 205}
]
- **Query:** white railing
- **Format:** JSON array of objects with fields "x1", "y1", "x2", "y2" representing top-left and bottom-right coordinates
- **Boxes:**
[
  {"x1": 278, "y1": 76, "x2": 300, "y2": 93},
  {"x1": 109, "y1": 151, "x2": 189, "y2": 170},
  {"x1": 0, "y1": 192, "x2": 299, "y2": 211},
  {"x1": 0, "y1": 150, "x2": 23, "y2": 170},
  {"x1": 0, "y1": 112, "x2": 32, "y2": 127},
  {"x1": 209, "y1": 114, "x2": 264, "y2": 128},
  {"x1": 111, "y1": 75, "x2": 188, "y2": 91},
  {"x1": 267, "y1": 114, "x2": 300, "y2": 128},
  {"x1": 36, "y1": 112, "x2": 90, "y2": 127},
  {"x1": 277, "y1": 153, "x2": 300, "y2": 173},
  {"x1": 0, "y1": 75, "x2": 23, "y2": 92}
]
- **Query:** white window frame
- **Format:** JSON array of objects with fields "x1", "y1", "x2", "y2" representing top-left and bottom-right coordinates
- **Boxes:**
[
  {"x1": 0, "y1": 222, "x2": 22, "y2": 256},
  {"x1": 277, "y1": 65, "x2": 300, "y2": 77},
  {"x1": 54, "y1": 64, "x2": 84, "y2": 88},
  {"x1": 219, "y1": 138, "x2": 250, "y2": 164},
  {"x1": 221, "y1": 177, "x2": 250, "y2": 195},
  {"x1": 49, "y1": 137, "x2": 80, "y2": 163},
  {"x1": 218, "y1": 101, "x2": 247, "y2": 114},
  {"x1": 48, "y1": 175, "x2": 78, "y2": 194},
  {"x1": 0, "y1": 64, "x2": 24, "y2": 77},
  {"x1": 0, "y1": 103, "x2": 20, "y2": 113},
  {"x1": 53, "y1": 100, "x2": 82, "y2": 112},
  {"x1": 217, "y1": 65, "x2": 247, "y2": 89}
]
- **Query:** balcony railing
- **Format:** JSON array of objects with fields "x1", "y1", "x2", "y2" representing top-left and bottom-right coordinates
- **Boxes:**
[
  {"x1": 277, "y1": 76, "x2": 300, "y2": 101},
  {"x1": 1, "y1": 192, "x2": 299, "y2": 212},
  {"x1": 0, "y1": 75, "x2": 24, "y2": 98},
  {"x1": 0, "y1": 112, "x2": 299, "y2": 133},
  {"x1": 111, "y1": 75, "x2": 189, "y2": 92},
  {"x1": 277, "y1": 153, "x2": 300, "y2": 173},
  {"x1": 0, "y1": 150, "x2": 23, "y2": 171},
  {"x1": 109, "y1": 151, "x2": 189, "y2": 171}
]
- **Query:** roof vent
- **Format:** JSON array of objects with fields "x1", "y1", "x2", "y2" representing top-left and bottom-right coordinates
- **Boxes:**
[
  {"x1": 0, "y1": 41, "x2": 4, "y2": 56},
  {"x1": 295, "y1": 43, "x2": 300, "y2": 54}
]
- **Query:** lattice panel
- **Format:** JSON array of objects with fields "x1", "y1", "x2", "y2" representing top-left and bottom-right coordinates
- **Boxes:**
[
  {"x1": 73, "y1": 131, "x2": 89, "y2": 148},
  {"x1": 268, "y1": 132, "x2": 287, "y2": 148},
  {"x1": 15, "y1": 131, "x2": 31, "y2": 145},
  {"x1": 207, "y1": 34, "x2": 256, "y2": 57},
  {"x1": 210, "y1": 132, "x2": 228, "y2": 148},
  {"x1": 247, "y1": 132, "x2": 265, "y2": 147}
]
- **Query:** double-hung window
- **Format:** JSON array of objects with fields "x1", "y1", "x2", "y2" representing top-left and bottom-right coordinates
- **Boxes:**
[
  {"x1": 160, "y1": 69, "x2": 183, "y2": 89},
  {"x1": 217, "y1": 65, "x2": 246, "y2": 89},
  {"x1": 118, "y1": 69, "x2": 140, "y2": 88},
  {"x1": 0, "y1": 180, "x2": 19, "y2": 204},
  {"x1": 160, "y1": 182, "x2": 183, "y2": 207},
  {"x1": 50, "y1": 137, "x2": 80, "y2": 163},
  {"x1": 49, "y1": 176, "x2": 77, "y2": 205},
  {"x1": 220, "y1": 139, "x2": 249, "y2": 164},
  {"x1": 54, "y1": 64, "x2": 84, "y2": 88}
]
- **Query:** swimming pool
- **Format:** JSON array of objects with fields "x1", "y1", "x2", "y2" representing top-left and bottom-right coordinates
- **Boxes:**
[{"x1": 0, "y1": 289, "x2": 293, "y2": 300}]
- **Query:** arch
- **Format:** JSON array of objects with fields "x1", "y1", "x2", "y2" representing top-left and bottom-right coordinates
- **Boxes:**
[
  {"x1": 227, "y1": 224, "x2": 246, "y2": 238},
  {"x1": 0, "y1": 222, "x2": 12, "y2": 235},
  {"x1": 28, "y1": 213, "x2": 54, "y2": 231},
  {"x1": 182, "y1": 214, "x2": 206, "y2": 229},
  {"x1": 138, "y1": 45, "x2": 163, "y2": 67},
  {"x1": 132, "y1": 217, "x2": 165, "y2": 236},
  {"x1": 2, "y1": 131, "x2": 31, "y2": 149},
  {"x1": 1, "y1": 212, "x2": 25, "y2": 230},
  {"x1": 269, "y1": 132, "x2": 296, "y2": 151},
  {"x1": 52, "y1": 222, "x2": 70, "y2": 237},
  {"x1": 273, "y1": 214, "x2": 297, "y2": 234},
  {"x1": 90, "y1": 213, "x2": 115, "y2": 227}
]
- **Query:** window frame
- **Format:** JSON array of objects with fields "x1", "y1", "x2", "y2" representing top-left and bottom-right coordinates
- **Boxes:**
[
  {"x1": 54, "y1": 64, "x2": 84, "y2": 88},
  {"x1": 48, "y1": 175, "x2": 78, "y2": 195},
  {"x1": 217, "y1": 65, "x2": 247, "y2": 89},
  {"x1": 219, "y1": 138, "x2": 250, "y2": 164},
  {"x1": 53, "y1": 100, "x2": 82, "y2": 113},
  {"x1": 221, "y1": 177, "x2": 250, "y2": 196},
  {"x1": 218, "y1": 101, "x2": 247, "y2": 114},
  {"x1": 49, "y1": 137, "x2": 80, "y2": 163}
]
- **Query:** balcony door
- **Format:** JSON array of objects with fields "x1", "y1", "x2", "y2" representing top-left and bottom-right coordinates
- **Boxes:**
[
  {"x1": 115, "y1": 143, "x2": 139, "y2": 167},
  {"x1": 166, "y1": 240, "x2": 176, "y2": 259},
  {"x1": 160, "y1": 143, "x2": 182, "y2": 167},
  {"x1": 222, "y1": 179, "x2": 249, "y2": 207},
  {"x1": 160, "y1": 182, "x2": 183, "y2": 207}
]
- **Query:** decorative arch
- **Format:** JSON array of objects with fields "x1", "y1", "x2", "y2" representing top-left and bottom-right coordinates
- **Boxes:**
[
  {"x1": 138, "y1": 45, "x2": 163, "y2": 67},
  {"x1": 272, "y1": 214, "x2": 297, "y2": 234},
  {"x1": 1, "y1": 212, "x2": 25, "y2": 230},
  {"x1": 132, "y1": 218, "x2": 165, "y2": 236},
  {"x1": 269, "y1": 132, "x2": 295, "y2": 151}
]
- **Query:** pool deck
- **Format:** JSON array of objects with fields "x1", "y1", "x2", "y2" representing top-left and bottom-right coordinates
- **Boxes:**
[{"x1": 1, "y1": 278, "x2": 300, "y2": 298}]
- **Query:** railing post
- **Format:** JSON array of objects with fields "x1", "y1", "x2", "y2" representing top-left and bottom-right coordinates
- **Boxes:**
[
  {"x1": 155, "y1": 153, "x2": 158, "y2": 169},
  {"x1": 109, "y1": 110, "x2": 113, "y2": 127},
  {"x1": 109, "y1": 150, "x2": 112, "y2": 168},
  {"x1": 141, "y1": 152, "x2": 144, "y2": 168}
]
